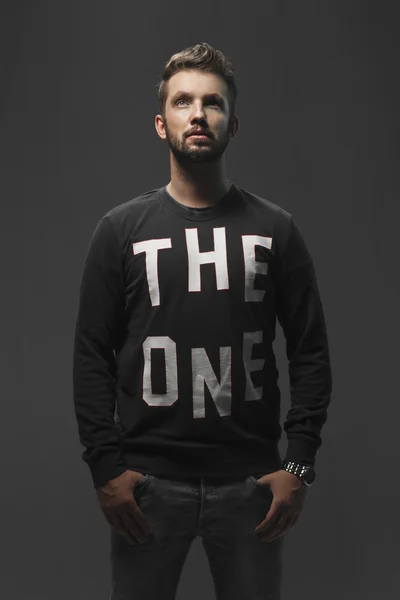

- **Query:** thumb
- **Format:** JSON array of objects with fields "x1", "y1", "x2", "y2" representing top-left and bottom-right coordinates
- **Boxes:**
[{"x1": 258, "y1": 473, "x2": 273, "y2": 484}]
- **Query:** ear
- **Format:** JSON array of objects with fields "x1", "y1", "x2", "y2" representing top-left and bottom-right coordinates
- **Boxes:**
[
  {"x1": 155, "y1": 114, "x2": 167, "y2": 140},
  {"x1": 230, "y1": 115, "x2": 239, "y2": 137}
]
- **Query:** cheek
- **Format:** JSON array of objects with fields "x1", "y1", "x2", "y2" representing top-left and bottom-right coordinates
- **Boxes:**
[{"x1": 215, "y1": 118, "x2": 230, "y2": 134}]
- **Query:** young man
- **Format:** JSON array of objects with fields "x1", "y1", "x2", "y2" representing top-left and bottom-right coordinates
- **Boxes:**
[{"x1": 73, "y1": 42, "x2": 332, "y2": 600}]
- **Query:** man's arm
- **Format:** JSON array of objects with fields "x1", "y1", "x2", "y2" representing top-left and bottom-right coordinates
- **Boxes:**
[
  {"x1": 72, "y1": 216, "x2": 127, "y2": 488},
  {"x1": 276, "y1": 216, "x2": 333, "y2": 467}
]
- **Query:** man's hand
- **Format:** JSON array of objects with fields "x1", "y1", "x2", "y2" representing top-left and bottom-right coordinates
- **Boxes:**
[
  {"x1": 95, "y1": 470, "x2": 152, "y2": 545},
  {"x1": 254, "y1": 469, "x2": 307, "y2": 542}
]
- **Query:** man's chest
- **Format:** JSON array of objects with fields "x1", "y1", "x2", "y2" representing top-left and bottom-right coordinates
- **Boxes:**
[{"x1": 125, "y1": 223, "x2": 277, "y2": 308}]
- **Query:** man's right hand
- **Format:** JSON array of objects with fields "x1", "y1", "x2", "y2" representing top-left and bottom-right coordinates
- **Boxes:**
[{"x1": 96, "y1": 470, "x2": 151, "y2": 545}]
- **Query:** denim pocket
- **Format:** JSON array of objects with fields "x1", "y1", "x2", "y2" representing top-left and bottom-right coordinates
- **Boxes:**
[{"x1": 248, "y1": 475, "x2": 270, "y2": 489}]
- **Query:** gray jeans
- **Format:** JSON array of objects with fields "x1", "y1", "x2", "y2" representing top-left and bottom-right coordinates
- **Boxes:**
[{"x1": 110, "y1": 473, "x2": 284, "y2": 600}]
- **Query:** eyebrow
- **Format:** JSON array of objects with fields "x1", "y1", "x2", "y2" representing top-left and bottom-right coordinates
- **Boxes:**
[{"x1": 170, "y1": 91, "x2": 225, "y2": 105}]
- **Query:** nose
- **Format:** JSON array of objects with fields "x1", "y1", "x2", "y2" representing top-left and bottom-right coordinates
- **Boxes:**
[{"x1": 190, "y1": 101, "x2": 207, "y2": 120}]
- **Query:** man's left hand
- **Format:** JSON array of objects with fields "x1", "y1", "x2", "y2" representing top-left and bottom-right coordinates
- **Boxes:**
[{"x1": 254, "y1": 469, "x2": 307, "y2": 542}]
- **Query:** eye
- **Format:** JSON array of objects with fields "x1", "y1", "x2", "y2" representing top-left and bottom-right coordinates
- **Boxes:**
[
  {"x1": 207, "y1": 100, "x2": 223, "y2": 109},
  {"x1": 176, "y1": 99, "x2": 222, "y2": 108}
]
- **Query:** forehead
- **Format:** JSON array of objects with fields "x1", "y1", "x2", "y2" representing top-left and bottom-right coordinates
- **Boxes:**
[{"x1": 167, "y1": 70, "x2": 228, "y2": 98}]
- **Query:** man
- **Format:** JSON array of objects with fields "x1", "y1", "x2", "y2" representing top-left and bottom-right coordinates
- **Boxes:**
[{"x1": 73, "y1": 42, "x2": 332, "y2": 600}]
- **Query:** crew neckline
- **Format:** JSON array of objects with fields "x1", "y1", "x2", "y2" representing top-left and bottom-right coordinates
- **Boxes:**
[{"x1": 158, "y1": 180, "x2": 241, "y2": 221}]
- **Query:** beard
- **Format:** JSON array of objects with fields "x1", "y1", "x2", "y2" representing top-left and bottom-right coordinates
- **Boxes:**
[{"x1": 163, "y1": 120, "x2": 231, "y2": 165}]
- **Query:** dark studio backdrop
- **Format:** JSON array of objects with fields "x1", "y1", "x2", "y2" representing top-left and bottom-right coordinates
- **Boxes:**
[{"x1": 3, "y1": 1, "x2": 399, "y2": 599}]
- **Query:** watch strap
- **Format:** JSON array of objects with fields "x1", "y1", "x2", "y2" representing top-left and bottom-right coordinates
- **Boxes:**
[{"x1": 282, "y1": 461, "x2": 314, "y2": 486}]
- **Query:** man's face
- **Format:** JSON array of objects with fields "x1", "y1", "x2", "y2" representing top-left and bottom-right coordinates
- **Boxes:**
[{"x1": 158, "y1": 70, "x2": 234, "y2": 164}]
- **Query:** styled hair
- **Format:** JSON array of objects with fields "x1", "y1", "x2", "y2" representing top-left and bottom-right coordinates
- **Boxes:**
[{"x1": 156, "y1": 42, "x2": 238, "y2": 123}]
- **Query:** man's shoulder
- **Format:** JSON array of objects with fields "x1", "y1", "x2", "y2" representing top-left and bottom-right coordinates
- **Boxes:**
[
  {"x1": 235, "y1": 184, "x2": 292, "y2": 224},
  {"x1": 103, "y1": 187, "x2": 161, "y2": 222}
]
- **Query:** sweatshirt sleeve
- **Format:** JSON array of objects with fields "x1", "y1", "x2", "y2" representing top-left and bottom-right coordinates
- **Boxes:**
[
  {"x1": 275, "y1": 216, "x2": 332, "y2": 468},
  {"x1": 72, "y1": 216, "x2": 127, "y2": 489}
]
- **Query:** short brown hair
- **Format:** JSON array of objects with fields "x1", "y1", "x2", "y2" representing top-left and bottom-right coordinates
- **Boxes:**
[{"x1": 156, "y1": 42, "x2": 238, "y2": 123}]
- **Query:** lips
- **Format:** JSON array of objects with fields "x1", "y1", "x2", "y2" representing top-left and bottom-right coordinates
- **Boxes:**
[{"x1": 188, "y1": 131, "x2": 210, "y2": 137}]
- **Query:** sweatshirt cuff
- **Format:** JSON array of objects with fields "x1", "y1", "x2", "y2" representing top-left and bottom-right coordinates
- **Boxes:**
[
  {"x1": 283, "y1": 437, "x2": 318, "y2": 468},
  {"x1": 89, "y1": 453, "x2": 127, "y2": 489}
]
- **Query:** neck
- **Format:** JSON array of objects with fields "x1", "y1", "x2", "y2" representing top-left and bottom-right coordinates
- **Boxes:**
[{"x1": 167, "y1": 157, "x2": 231, "y2": 208}]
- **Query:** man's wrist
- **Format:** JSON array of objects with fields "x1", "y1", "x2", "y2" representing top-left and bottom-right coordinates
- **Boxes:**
[{"x1": 282, "y1": 461, "x2": 316, "y2": 487}]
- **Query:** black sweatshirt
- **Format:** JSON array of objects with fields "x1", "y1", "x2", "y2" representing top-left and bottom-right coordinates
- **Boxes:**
[{"x1": 72, "y1": 182, "x2": 332, "y2": 489}]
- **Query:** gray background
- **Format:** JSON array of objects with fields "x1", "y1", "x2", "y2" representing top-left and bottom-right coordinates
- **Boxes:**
[{"x1": 3, "y1": 1, "x2": 399, "y2": 598}]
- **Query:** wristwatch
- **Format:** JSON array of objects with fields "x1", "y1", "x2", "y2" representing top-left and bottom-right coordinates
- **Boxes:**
[{"x1": 282, "y1": 461, "x2": 316, "y2": 487}]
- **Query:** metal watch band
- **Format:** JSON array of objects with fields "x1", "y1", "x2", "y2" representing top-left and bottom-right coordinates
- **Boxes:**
[{"x1": 282, "y1": 461, "x2": 313, "y2": 485}]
